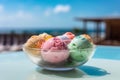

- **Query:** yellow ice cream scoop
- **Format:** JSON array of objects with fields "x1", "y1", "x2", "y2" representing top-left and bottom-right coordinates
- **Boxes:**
[
  {"x1": 39, "y1": 33, "x2": 53, "y2": 41},
  {"x1": 36, "y1": 33, "x2": 53, "y2": 48}
]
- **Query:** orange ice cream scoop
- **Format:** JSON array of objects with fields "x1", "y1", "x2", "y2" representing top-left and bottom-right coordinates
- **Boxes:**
[
  {"x1": 25, "y1": 33, "x2": 53, "y2": 48},
  {"x1": 24, "y1": 33, "x2": 53, "y2": 56},
  {"x1": 64, "y1": 32, "x2": 75, "y2": 39},
  {"x1": 24, "y1": 35, "x2": 44, "y2": 56},
  {"x1": 82, "y1": 34, "x2": 93, "y2": 43},
  {"x1": 24, "y1": 35, "x2": 45, "y2": 48}
]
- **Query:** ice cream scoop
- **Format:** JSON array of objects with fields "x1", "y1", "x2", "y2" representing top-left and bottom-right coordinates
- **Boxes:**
[
  {"x1": 42, "y1": 37, "x2": 67, "y2": 50},
  {"x1": 24, "y1": 33, "x2": 52, "y2": 48},
  {"x1": 68, "y1": 34, "x2": 94, "y2": 62},
  {"x1": 24, "y1": 33, "x2": 53, "y2": 56},
  {"x1": 41, "y1": 37, "x2": 69, "y2": 64},
  {"x1": 68, "y1": 34, "x2": 93, "y2": 49},
  {"x1": 39, "y1": 33, "x2": 53, "y2": 41},
  {"x1": 57, "y1": 32, "x2": 75, "y2": 44},
  {"x1": 58, "y1": 32, "x2": 75, "y2": 40},
  {"x1": 24, "y1": 35, "x2": 43, "y2": 48},
  {"x1": 69, "y1": 48, "x2": 94, "y2": 62},
  {"x1": 63, "y1": 32, "x2": 75, "y2": 39}
]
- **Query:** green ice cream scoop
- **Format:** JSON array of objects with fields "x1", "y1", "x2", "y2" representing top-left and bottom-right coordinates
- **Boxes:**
[
  {"x1": 68, "y1": 34, "x2": 94, "y2": 62},
  {"x1": 69, "y1": 48, "x2": 94, "y2": 62},
  {"x1": 68, "y1": 34, "x2": 93, "y2": 49}
]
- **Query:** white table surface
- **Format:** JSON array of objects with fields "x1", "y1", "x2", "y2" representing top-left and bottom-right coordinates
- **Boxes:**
[{"x1": 0, "y1": 51, "x2": 120, "y2": 80}]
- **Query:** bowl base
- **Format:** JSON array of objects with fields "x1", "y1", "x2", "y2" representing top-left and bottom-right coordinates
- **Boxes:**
[{"x1": 41, "y1": 67, "x2": 74, "y2": 71}]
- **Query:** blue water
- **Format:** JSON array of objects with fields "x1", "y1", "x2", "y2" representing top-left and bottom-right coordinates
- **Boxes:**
[{"x1": 93, "y1": 45, "x2": 120, "y2": 60}]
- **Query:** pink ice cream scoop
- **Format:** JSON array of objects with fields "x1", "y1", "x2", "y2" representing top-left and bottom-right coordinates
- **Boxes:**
[
  {"x1": 57, "y1": 32, "x2": 75, "y2": 44},
  {"x1": 41, "y1": 37, "x2": 69, "y2": 64}
]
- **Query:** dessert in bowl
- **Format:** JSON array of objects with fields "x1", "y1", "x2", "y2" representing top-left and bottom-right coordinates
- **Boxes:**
[{"x1": 23, "y1": 32, "x2": 96, "y2": 71}]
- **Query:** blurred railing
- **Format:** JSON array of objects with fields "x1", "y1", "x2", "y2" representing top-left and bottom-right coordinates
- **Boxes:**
[{"x1": 0, "y1": 33, "x2": 32, "y2": 52}]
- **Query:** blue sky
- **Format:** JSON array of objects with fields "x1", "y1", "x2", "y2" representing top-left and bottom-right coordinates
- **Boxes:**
[{"x1": 0, "y1": 0, "x2": 120, "y2": 29}]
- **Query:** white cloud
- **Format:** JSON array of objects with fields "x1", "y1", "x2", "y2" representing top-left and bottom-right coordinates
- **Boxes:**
[
  {"x1": 44, "y1": 4, "x2": 71, "y2": 16},
  {"x1": 0, "y1": 5, "x2": 4, "y2": 13},
  {"x1": 53, "y1": 5, "x2": 70, "y2": 14}
]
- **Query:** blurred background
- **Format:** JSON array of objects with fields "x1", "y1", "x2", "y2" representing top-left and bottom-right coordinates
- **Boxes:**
[{"x1": 0, "y1": 0, "x2": 120, "y2": 52}]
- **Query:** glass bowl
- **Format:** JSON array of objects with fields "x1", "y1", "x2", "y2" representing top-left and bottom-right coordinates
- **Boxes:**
[{"x1": 23, "y1": 45, "x2": 96, "y2": 71}]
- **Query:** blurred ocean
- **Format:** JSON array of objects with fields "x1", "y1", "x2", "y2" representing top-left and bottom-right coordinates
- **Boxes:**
[{"x1": 0, "y1": 27, "x2": 105, "y2": 37}]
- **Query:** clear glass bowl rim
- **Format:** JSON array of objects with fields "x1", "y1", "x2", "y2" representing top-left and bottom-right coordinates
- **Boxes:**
[{"x1": 23, "y1": 44, "x2": 96, "y2": 51}]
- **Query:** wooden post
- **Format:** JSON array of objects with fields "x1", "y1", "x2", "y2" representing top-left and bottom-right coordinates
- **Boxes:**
[
  {"x1": 96, "y1": 21, "x2": 101, "y2": 43},
  {"x1": 83, "y1": 20, "x2": 87, "y2": 33}
]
